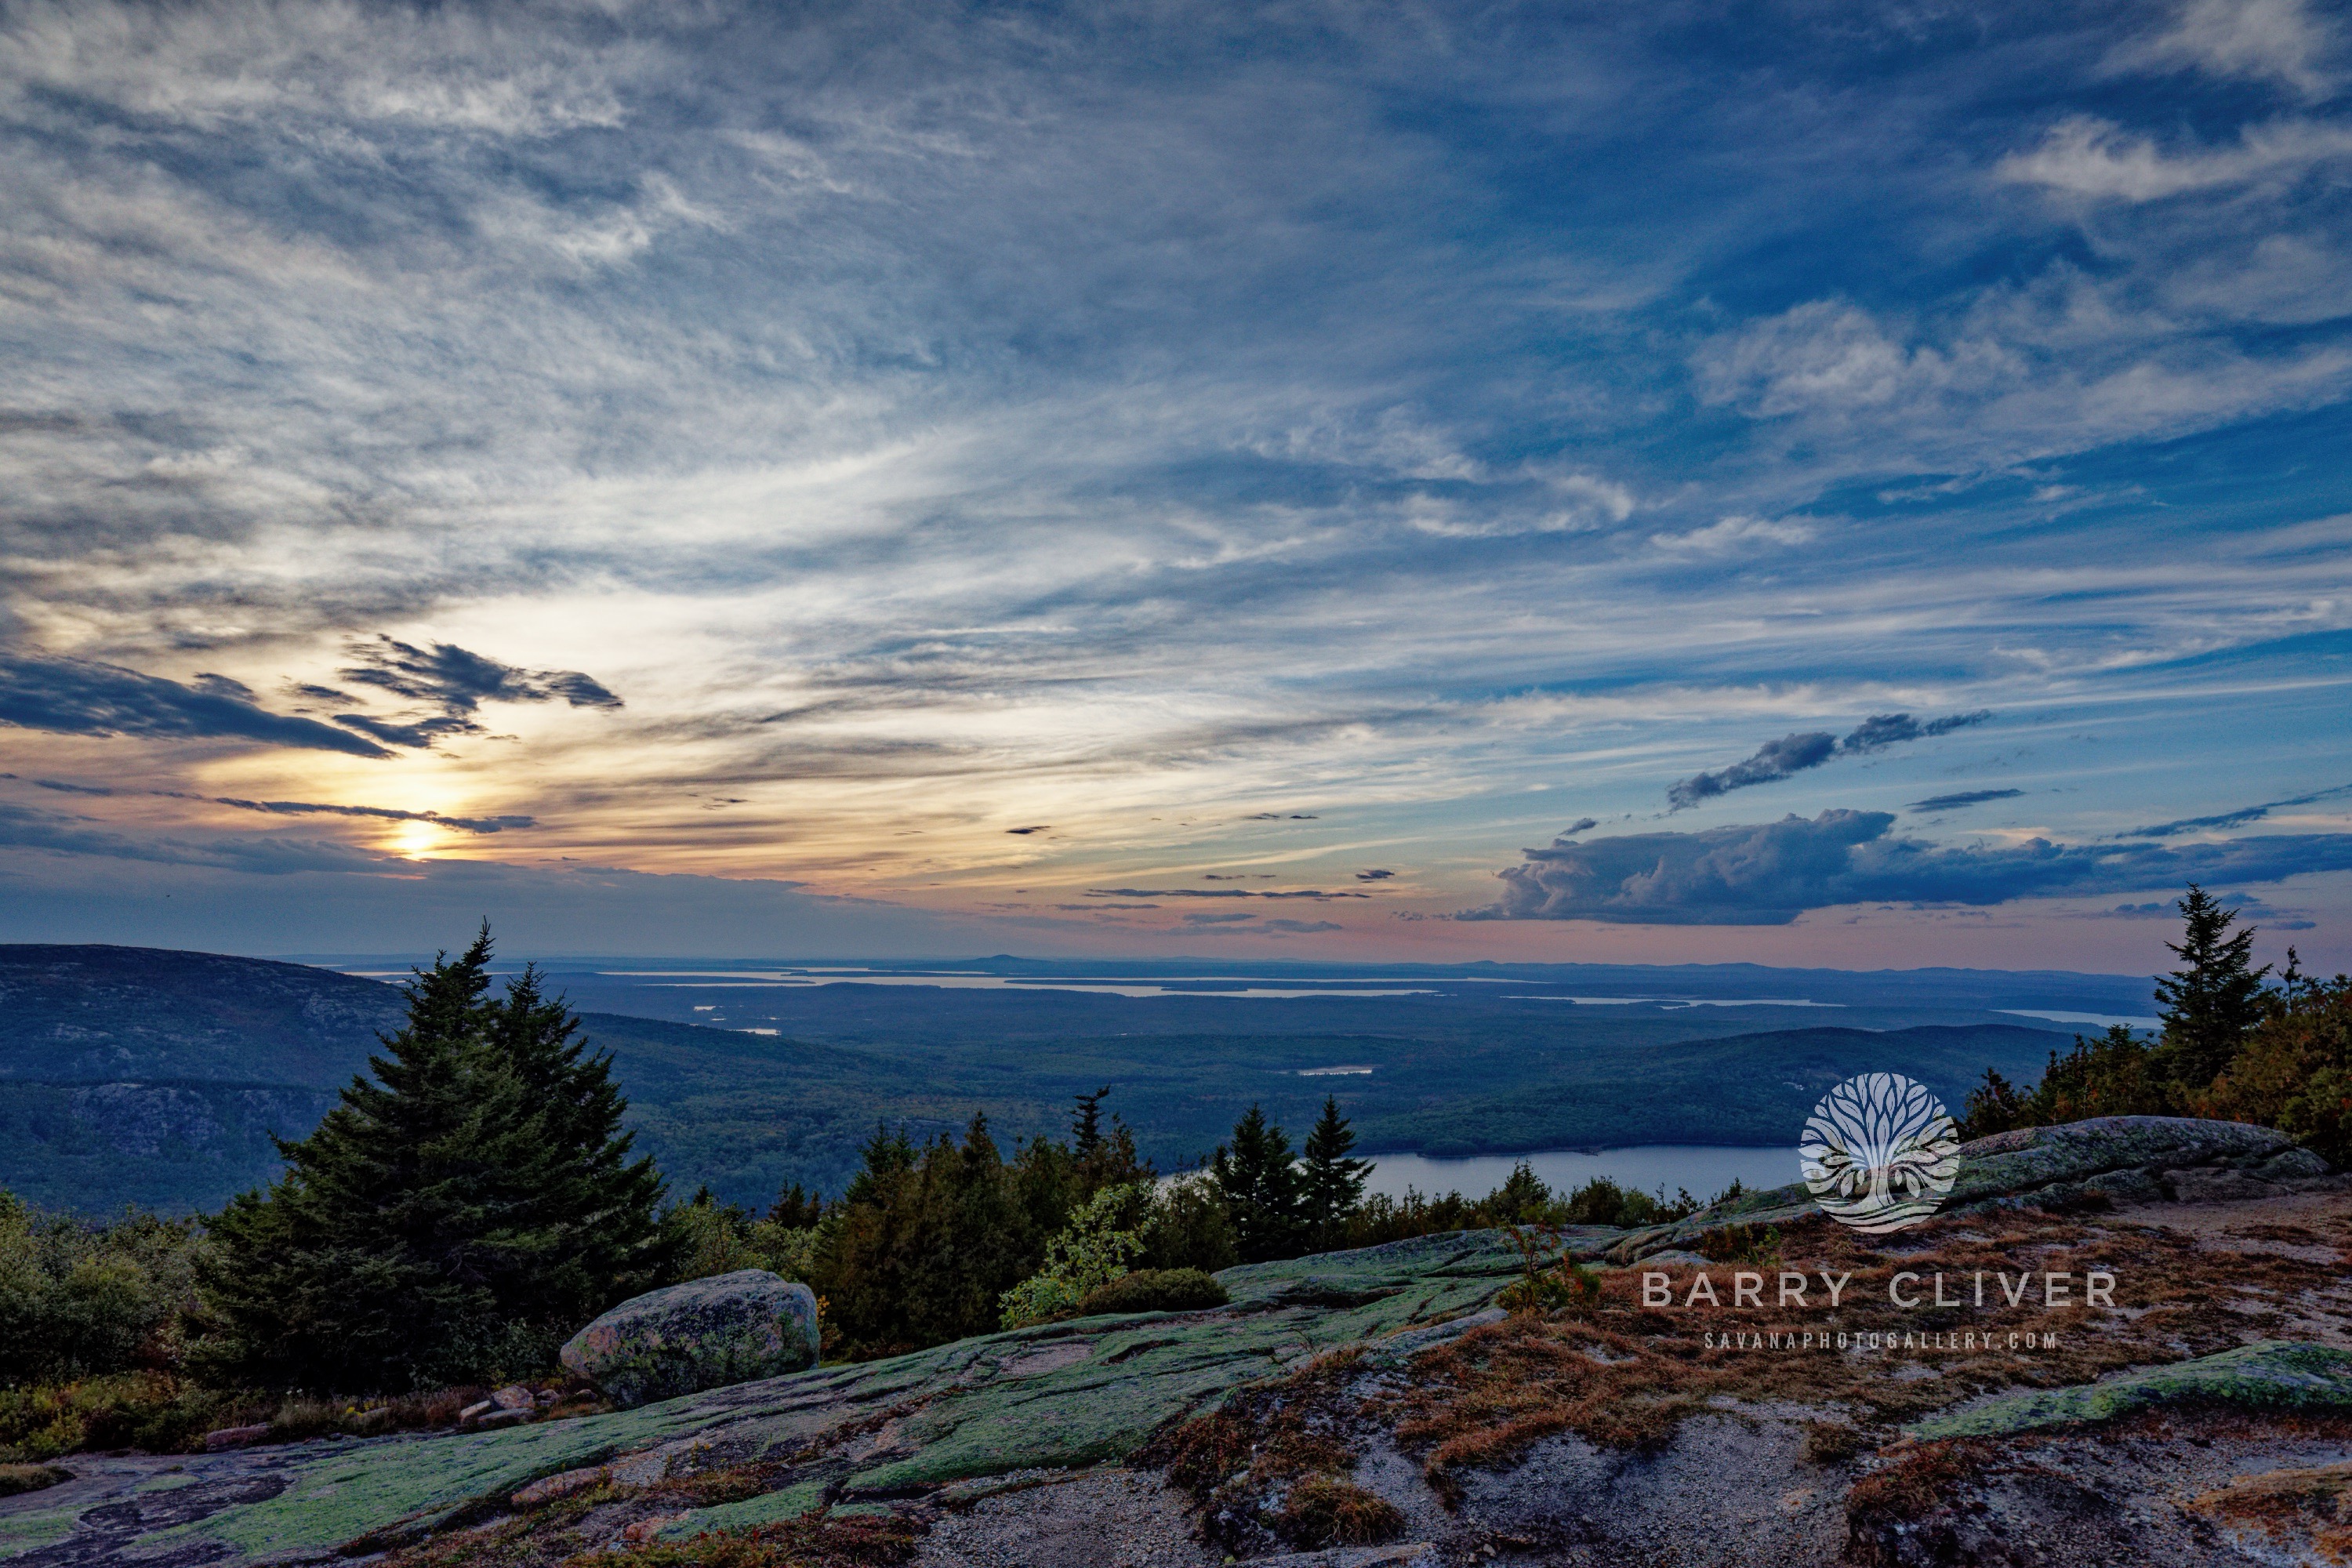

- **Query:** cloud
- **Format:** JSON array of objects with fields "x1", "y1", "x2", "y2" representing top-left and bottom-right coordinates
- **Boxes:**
[
  {"x1": 1649, "y1": 515, "x2": 1816, "y2": 554},
  {"x1": 2107, "y1": 0, "x2": 2338, "y2": 96},
  {"x1": 1169, "y1": 915, "x2": 1344, "y2": 935},
  {"x1": 1998, "y1": 116, "x2": 2352, "y2": 203},
  {"x1": 339, "y1": 636, "x2": 620, "y2": 713},
  {"x1": 1909, "y1": 789, "x2": 2026, "y2": 812},
  {"x1": 1561, "y1": 818, "x2": 1599, "y2": 835},
  {"x1": 1083, "y1": 888, "x2": 1371, "y2": 900},
  {"x1": 0, "y1": 800, "x2": 385, "y2": 876},
  {"x1": 1461, "y1": 810, "x2": 2352, "y2": 926},
  {"x1": 0, "y1": 652, "x2": 390, "y2": 758},
  {"x1": 2128, "y1": 782, "x2": 2352, "y2": 837},
  {"x1": 209, "y1": 797, "x2": 534, "y2": 834},
  {"x1": 319, "y1": 637, "x2": 621, "y2": 750},
  {"x1": 1005, "y1": 825, "x2": 1049, "y2": 835},
  {"x1": 1355, "y1": 868, "x2": 1396, "y2": 881},
  {"x1": 1668, "y1": 712, "x2": 1991, "y2": 810}
]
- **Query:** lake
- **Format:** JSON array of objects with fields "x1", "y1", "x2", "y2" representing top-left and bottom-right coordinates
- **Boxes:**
[{"x1": 1362, "y1": 1143, "x2": 1802, "y2": 1205}]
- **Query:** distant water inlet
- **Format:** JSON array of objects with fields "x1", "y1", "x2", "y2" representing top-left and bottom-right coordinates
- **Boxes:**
[{"x1": 1361, "y1": 1144, "x2": 1802, "y2": 1205}]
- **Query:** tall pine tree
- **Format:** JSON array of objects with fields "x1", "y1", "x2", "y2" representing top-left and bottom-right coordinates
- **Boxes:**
[
  {"x1": 1299, "y1": 1095, "x2": 1370, "y2": 1252},
  {"x1": 2155, "y1": 885, "x2": 2270, "y2": 1091},
  {"x1": 1210, "y1": 1104, "x2": 1304, "y2": 1264},
  {"x1": 200, "y1": 927, "x2": 669, "y2": 1391}
]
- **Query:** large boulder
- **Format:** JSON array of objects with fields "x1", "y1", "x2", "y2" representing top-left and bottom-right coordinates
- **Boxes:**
[{"x1": 561, "y1": 1269, "x2": 820, "y2": 1407}]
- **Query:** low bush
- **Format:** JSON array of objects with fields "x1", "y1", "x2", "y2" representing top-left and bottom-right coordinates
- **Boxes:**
[
  {"x1": 0, "y1": 1373, "x2": 257, "y2": 1461},
  {"x1": 0, "y1": 1463, "x2": 74, "y2": 1497},
  {"x1": 1275, "y1": 1475, "x2": 1406, "y2": 1550},
  {"x1": 1075, "y1": 1268, "x2": 1229, "y2": 1316}
]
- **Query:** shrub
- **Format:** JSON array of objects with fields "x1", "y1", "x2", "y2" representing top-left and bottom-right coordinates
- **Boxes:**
[
  {"x1": 997, "y1": 1182, "x2": 1151, "y2": 1328},
  {"x1": 0, "y1": 1193, "x2": 201, "y2": 1385},
  {"x1": 1274, "y1": 1476, "x2": 1405, "y2": 1549},
  {"x1": 1075, "y1": 1268, "x2": 1229, "y2": 1316},
  {"x1": 0, "y1": 1464, "x2": 74, "y2": 1497}
]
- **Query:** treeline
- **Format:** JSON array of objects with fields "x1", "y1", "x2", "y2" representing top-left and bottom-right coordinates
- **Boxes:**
[
  {"x1": 670, "y1": 1086, "x2": 1708, "y2": 1359},
  {"x1": 4, "y1": 924, "x2": 1711, "y2": 1463},
  {"x1": 1962, "y1": 886, "x2": 2351, "y2": 1161}
]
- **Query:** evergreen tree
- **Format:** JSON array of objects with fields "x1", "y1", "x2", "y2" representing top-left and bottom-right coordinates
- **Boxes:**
[
  {"x1": 1298, "y1": 1095, "x2": 1370, "y2": 1251},
  {"x1": 200, "y1": 927, "x2": 669, "y2": 1391},
  {"x1": 2155, "y1": 886, "x2": 2270, "y2": 1091},
  {"x1": 1209, "y1": 1105, "x2": 1304, "y2": 1264},
  {"x1": 1072, "y1": 1087, "x2": 1111, "y2": 1155}
]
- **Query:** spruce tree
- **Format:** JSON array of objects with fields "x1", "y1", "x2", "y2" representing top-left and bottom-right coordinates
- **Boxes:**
[
  {"x1": 1210, "y1": 1105, "x2": 1304, "y2": 1264},
  {"x1": 200, "y1": 927, "x2": 669, "y2": 1391},
  {"x1": 1298, "y1": 1095, "x2": 1370, "y2": 1252},
  {"x1": 2155, "y1": 886, "x2": 2270, "y2": 1091}
]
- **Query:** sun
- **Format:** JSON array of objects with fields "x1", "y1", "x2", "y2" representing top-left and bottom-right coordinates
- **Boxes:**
[{"x1": 392, "y1": 820, "x2": 442, "y2": 860}]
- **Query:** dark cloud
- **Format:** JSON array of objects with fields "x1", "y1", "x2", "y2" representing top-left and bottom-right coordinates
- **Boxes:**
[
  {"x1": 1169, "y1": 916, "x2": 1345, "y2": 935},
  {"x1": 331, "y1": 713, "x2": 489, "y2": 749},
  {"x1": 327, "y1": 637, "x2": 622, "y2": 750},
  {"x1": 191, "y1": 673, "x2": 255, "y2": 701},
  {"x1": 209, "y1": 798, "x2": 535, "y2": 834},
  {"x1": 1842, "y1": 710, "x2": 1991, "y2": 753},
  {"x1": 339, "y1": 636, "x2": 622, "y2": 714},
  {"x1": 1355, "y1": 868, "x2": 1396, "y2": 881},
  {"x1": 1243, "y1": 812, "x2": 1320, "y2": 820},
  {"x1": 0, "y1": 652, "x2": 391, "y2": 758},
  {"x1": 1084, "y1": 887, "x2": 1371, "y2": 899},
  {"x1": 1005, "y1": 825, "x2": 1050, "y2": 835},
  {"x1": 1668, "y1": 731, "x2": 1835, "y2": 810},
  {"x1": 1461, "y1": 810, "x2": 2352, "y2": 926},
  {"x1": 1562, "y1": 818, "x2": 1599, "y2": 835},
  {"x1": 1909, "y1": 788, "x2": 2025, "y2": 812},
  {"x1": 34, "y1": 779, "x2": 114, "y2": 796},
  {"x1": 2129, "y1": 784, "x2": 2352, "y2": 838},
  {"x1": 1668, "y1": 711, "x2": 1994, "y2": 810},
  {"x1": 0, "y1": 801, "x2": 385, "y2": 876}
]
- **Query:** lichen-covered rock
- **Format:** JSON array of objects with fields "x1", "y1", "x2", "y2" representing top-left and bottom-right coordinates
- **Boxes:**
[
  {"x1": 561, "y1": 1269, "x2": 820, "y2": 1407},
  {"x1": 1610, "y1": 1115, "x2": 2342, "y2": 1262},
  {"x1": 1911, "y1": 1341, "x2": 2352, "y2": 1439}
]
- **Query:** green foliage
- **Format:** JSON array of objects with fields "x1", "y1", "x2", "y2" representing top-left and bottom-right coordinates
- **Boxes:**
[
  {"x1": 2203, "y1": 970, "x2": 2352, "y2": 1166},
  {"x1": 198, "y1": 927, "x2": 671, "y2": 1392},
  {"x1": 1495, "y1": 1225, "x2": 1602, "y2": 1315},
  {"x1": 0, "y1": 1192, "x2": 201, "y2": 1384},
  {"x1": 998, "y1": 1182, "x2": 1153, "y2": 1329},
  {"x1": 1959, "y1": 888, "x2": 2303, "y2": 1142},
  {"x1": 1210, "y1": 1104, "x2": 1305, "y2": 1264},
  {"x1": 1134, "y1": 1173, "x2": 1240, "y2": 1273},
  {"x1": 1959, "y1": 1024, "x2": 2173, "y2": 1138},
  {"x1": 1299, "y1": 1096, "x2": 1370, "y2": 1251},
  {"x1": 2156, "y1": 884, "x2": 2271, "y2": 1088},
  {"x1": 1074, "y1": 1267, "x2": 1230, "y2": 1316}
]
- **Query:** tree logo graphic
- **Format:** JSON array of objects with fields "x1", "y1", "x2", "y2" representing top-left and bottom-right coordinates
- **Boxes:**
[{"x1": 1799, "y1": 1073, "x2": 1962, "y2": 1232}]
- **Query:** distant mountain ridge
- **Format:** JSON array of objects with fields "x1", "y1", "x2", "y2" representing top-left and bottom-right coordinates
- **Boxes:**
[{"x1": 0, "y1": 944, "x2": 2078, "y2": 1215}]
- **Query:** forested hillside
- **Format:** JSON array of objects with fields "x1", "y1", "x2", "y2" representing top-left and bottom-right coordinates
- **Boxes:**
[{"x1": 0, "y1": 945, "x2": 2074, "y2": 1212}]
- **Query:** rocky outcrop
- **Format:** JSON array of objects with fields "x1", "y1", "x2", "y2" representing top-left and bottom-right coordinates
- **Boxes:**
[
  {"x1": 12, "y1": 1118, "x2": 2352, "y2": 1568},
  {"x1": 559, "y1": 1269, "x2": 822, "y2": 1408},
  {"x1": 1609, "y1": 1115, "x2": 2339, "y2": 1263}
]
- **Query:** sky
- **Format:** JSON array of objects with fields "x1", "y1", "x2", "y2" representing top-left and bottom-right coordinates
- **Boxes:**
[{"x1": 1, "y1": 0, "x2": 2349, "y2": 971}]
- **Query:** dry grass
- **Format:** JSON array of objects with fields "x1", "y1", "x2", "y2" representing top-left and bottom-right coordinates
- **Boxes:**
[
  {"x1": 2192, "y1": 1461, "x2": 2352, "y2": 1565},
  {"x1": 376, "y1": 1455, "x2": 888, "y2": 1568},
  {"x1": 558, "y1": 1513, "x2": 924, "y2": 1568},
  {"x1": 1374, "y1": 1208, "x2": 2352, "y2": 1495},
  {"x1": 1273, "y1": 1476, "x2": 1406, "y2": 1549},
  {"x1": 1141, "y1": 1348, "x2": 1385, "y2": 1555}
]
